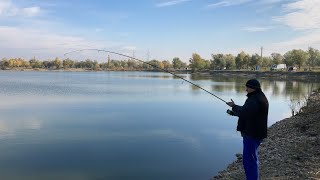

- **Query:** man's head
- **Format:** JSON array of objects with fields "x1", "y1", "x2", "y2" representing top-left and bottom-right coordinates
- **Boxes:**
[{"x1": 245, "y1": 79, "x2": 261, "y2": 93}]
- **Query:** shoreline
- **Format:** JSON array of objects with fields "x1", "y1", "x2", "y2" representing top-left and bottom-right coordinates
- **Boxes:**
[
  {"x1": 212, "y1": 89, "x2": 320, "y2": 179},
  {"x1": 207, "y1": 70, "x2": 320, "y2": 81}
]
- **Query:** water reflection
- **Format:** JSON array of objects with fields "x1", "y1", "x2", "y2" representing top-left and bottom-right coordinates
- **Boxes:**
[
  {"x1": 189, "y1": 74, "x2": 320, "y2": 100},
  {"x1": 0, "y1": 71, "x2": 319, "y2": 180},
  {"x1": 0, "y1": 117, "x2": 41, "y2": 138}
]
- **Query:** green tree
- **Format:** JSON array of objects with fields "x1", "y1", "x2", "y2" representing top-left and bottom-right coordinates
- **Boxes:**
[
  {"x1": 211, "y1": 54, "x2": 225, "y2": 70},
  {"x1": 181, "y1": 62, "x2": 188, "y2": 69},
  {"x1": 29, "y1": 59, "x2": 35, "y2": 68},
  {"x1": 120, "y1": 60, "x2": 128, "y2": 69},
  {"x1": 262, "y1": 57, "x2": 272, "y2": 69},
  {"x1": 53, "y1": 57, "x2": 62, "y2": 69},
  {"x1": 112, "y1": 60, "x2": 121, "y2": 68},
  {"x1": 162, "y1": 60, "x2": 171, "y2": 70},
  {"x1": 43, "y1": 61, "x2": 53, "y2": 69},
  {"x1": 172, "y1": 57, "x2": 183, "y2": 69},
  {"x1": 189, "y1": 53, "x2": 205, "y2": 72},
  {"x1": 307, "y1": 47, "x2": 320, "y2": 69},
  {"x1": 63, "y1": 58, "x2": 74, "y2": 69},
  {"x1": 284, "y1": 51, "x2": 294, "y2": 66},
  {"x1": 93, "y1": 60, "x2": 99, "y2": 70},
  {"x1": 148, "y1": 59, "x2": 161, "y2": 70},
  {"x1": 34, "y1": 61, "x2": 43, "y2": 68},
  {"x1": 204, "y1": 59, "x2": 211, "y2": 69},
  {"x1": 284, "y1": 49, "x2": 308, "y2": 69},
  {"x1": 243, "y1": 54, "x2": 250, "y2": 69},
  {"x1": 225, "y1": 54, "x2": 235, "y2": 70},
  {"x1": 235, "y1": 51, "x2": 247, "y2": 70},
  {"x1": 22, "y1": 60, "x2": 30, "y2": 68},
  {"x1": 1, "y1": 58, "x2": 9, "y2": 69},
  {"x1": 8, "y1": 59, "x2": 15, "y2": 68},
  {"x1": 271, "y1": 53, "x2": 284, "y2": 65},
  {"x1": 249, "y1": 54, "x2": 262, "y2": 69},
  {"x1": 127, "y1": 59, "x2": 137, "y2": 69}
]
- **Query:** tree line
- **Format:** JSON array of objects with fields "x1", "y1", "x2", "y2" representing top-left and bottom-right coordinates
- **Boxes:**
[
  {"x1": 190, "y1": 47, "x2": 320, "y2": 71},
  {"x1": 1, "y1": 47, "x2": 320, "y2": 72},
  {"x1": 0, "y1": 55, "x2": 188, "y2": 71}
]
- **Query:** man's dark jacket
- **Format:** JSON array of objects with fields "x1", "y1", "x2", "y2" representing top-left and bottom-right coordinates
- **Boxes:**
[{"x1": 232, "y1": 89, "x2": 269, "y2": 139}]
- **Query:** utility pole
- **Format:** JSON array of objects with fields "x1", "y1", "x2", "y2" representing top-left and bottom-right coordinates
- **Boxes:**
[
  {"x1": 132, "y1": 50, "x2": 135, "y2": 60},
  {"x1": 147, "y1": 50, "x2": 150, "y2": 61},
  {"x1": 107, "y1": 55, "x2": 110, "y2": 68},
  {"x1": 258, "y1": 46, "x2": 263, "y2": 71}
]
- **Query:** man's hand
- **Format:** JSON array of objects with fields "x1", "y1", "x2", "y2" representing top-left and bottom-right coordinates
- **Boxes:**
[{"x1": 226, "y1": 99, "x2": 235, "y2": 107}]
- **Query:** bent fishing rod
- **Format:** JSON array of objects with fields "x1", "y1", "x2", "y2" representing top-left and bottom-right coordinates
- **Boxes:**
[{"x1": 64, "y1": 49, "x2": 227, "y2": 103}]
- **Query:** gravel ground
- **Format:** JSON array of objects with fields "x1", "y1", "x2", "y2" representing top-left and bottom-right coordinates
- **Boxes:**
[{"x1": 212, "y1": 90, "x2": 320, "y2": 180}]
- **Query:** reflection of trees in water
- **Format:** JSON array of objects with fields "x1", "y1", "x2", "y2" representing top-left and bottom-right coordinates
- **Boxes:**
[
  {"x1": 270, "y1": 81, "x2": 284, "y2": 96},
  {"x1": 172, "y1": 75, "x2": 188, "y2": 80},
  {"x1": 234, "y1": 84, "x2": 244, "y2": 93},
  {"x1": 289, "y1": 95, "x2": 309, "y2": 116},
  {"x1": 188, "y1": 74, "x2": 320, "y2": 100},
  {"x1": 260, "y1": 80, "x2": 273, "y2": 93},
  {"x1": 190, "y1": 74, "x2": 246, "y2": 83},
  {"x1": 281, "y1": 81, "x2": 318, "y2": 99},
  {"x1": 190, "y1": 74, "x2": 247, "y2": 93},
  {"x1": 211, "y1": 84, "x2": 230, "y2": 92},
  {"x1": 191, "y1": 85, "x2": 200, "y2": 91}
]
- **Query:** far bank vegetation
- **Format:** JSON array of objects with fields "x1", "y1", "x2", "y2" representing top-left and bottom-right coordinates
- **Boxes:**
[{"x1": 1, "y1": 47, "x2": 320, "y2": 72}]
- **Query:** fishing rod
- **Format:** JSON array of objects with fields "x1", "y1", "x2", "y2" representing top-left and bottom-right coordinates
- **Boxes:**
[{"x1": 64, "y1": 49, "x2": 227, "y2": 103}]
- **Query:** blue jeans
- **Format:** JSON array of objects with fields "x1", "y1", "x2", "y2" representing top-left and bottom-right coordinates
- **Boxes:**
[{"x1": 243, "y1": 136, "x2": 262, "y2": 180}]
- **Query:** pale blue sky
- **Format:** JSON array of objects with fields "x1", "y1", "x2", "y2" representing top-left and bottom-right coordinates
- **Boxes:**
[{"x1": 0, "y1": 0, "x2": 319, "y2": 62}]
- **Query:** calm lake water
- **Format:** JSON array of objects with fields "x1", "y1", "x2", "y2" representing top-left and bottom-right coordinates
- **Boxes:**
[{"x1": 0, "y1": 71, "x2": 319, "y2": 180}]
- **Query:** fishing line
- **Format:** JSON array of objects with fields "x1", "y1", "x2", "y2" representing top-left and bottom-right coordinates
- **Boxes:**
[{"x1": 64, "y1": 49, "x2": 227, "y2": 103}]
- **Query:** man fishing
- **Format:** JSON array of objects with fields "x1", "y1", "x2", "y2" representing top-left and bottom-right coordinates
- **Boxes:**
[{"x1": 226, "y1": 79, "x2": 269, "y2": 180}]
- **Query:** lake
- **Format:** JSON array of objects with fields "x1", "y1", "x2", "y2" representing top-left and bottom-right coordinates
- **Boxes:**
[{"x1": 0, "y1": 71, "x2": 319, "y2": 180}]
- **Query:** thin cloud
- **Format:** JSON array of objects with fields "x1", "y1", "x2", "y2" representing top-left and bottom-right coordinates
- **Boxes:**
[
  {"x1": 271, "y1": 30, "x2": 320, "y2": 51},
  {"x1": 243, "y1": 26, "x2": 274, "y2": 32},
  {"x1": 22, "y1": 6, "x2": 41, "y2": 17},
  {"x1": 258, "y1": 0, "x2": 290, "y2": 5},
  {"x1": 0, "y1": 0, "x2": 41, "y2": 17},
  {"x1": 264, "y1": 0, "x2": 320, "y2": 54},
  {"x1": 273, "y1": 0, "x2": 320, "y2": 30},
  {"x1": 0, "y1": 26, "x2": 126, "y2": 60},
  {"x1": 206, "y1": 0, "x2": 252, "y2": 9},
  {"x1": 254, "y1": 0, "x2": 291, "y2": 12},
  {"x1": 0, "y1": 0, "x2": 11, "y2": 15},
  {"x1": 156, "y1": 0, "x2": 191, "y2": 7}
]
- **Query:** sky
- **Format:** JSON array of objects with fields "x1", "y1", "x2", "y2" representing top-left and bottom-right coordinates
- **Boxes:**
[{"x1": 0, "y1": 0, "x2": 320, "y2": 62}]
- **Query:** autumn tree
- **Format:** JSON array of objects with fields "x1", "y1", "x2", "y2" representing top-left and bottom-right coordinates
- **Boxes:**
[
  {"x1": 225, "y1": 54, "x2": 235, "y2": 70},
  {"x1": 284, "y1": 49, "x2": 308, "y2": 69},
  {"x1": 249, "y1": 54, "x2": 262, "y2": 69},
  {"x1": 189, "y1": 53, "x2": 205, "y2": 72},
  {"x1": 53, "y1": 57, "x2": 62, "y2": 69},
  {"x1": 211, "y1": 54, "x2": 225, "y2": 70},
  {"x1": 172, "y1": 57, "x2": 183, "y2": 69},
  {"x1": 63, "y1": 58, "x2": 74, "y2": 69},
  {"x1": 271, "y1": 53, "x2": 284, "y2": 65},
  {"x1": 235, "y1": 51, "x2": 247, "y2": 70},
  {"x1": 307, "y1": 47, "x2": 320, "y2": 69}
]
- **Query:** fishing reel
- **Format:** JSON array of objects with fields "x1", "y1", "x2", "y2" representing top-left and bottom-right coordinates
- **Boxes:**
[{"x1": 226, "y1": 109, "x2": 235, "y2": 116}]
